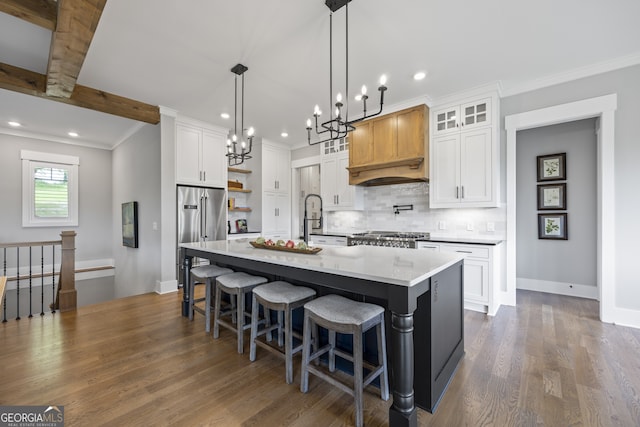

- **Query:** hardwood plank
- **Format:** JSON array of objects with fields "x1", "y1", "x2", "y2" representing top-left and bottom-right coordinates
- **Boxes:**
[
  {"x1": 0, "y1": 61, "x2": 160, "y2": 124},
  {"x1": 0, "y1": 0, "x2": 57, "y2": 31},
  {"x1": 46, "y1": 0, "x2": 107, "y2": 98},
  {"x1": 2, "y1": 289, "x2": 640, "y2": 426}
]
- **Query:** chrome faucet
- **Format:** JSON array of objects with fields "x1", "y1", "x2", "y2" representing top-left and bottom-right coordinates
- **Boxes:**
[{"x1": 303, "y1": 194, "x2": 323, "y2": 244}]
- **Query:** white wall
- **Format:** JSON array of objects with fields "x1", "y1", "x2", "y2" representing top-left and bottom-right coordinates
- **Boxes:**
[
  {"x1": 112, "y1": 124, "x2": 162, "y2": 297},
  {"x1": 516, "y1": 119, "x2": 597, "y2": 288},
  {"x1": 502, "y1": 64, "x2": 640, "y2": 314}
]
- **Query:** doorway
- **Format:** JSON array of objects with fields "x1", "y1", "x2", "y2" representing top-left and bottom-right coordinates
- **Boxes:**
[{"x1": 505, "y1": 94, "x2": 617, "y2": 322}]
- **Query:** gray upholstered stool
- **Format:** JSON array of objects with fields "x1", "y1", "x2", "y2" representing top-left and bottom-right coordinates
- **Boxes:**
[
  {"x1": 249, "y1": 281, "x2": 316, "y2": 384},
  {"x1": 189, "y1": 264, "x2": 234, "y2": 332},
  {"x1": 300, "y1": 294, "x2": 389, "y2": 427},
  {"x1": 213, "y1": 272, "x2": 268, "y2": 354}
]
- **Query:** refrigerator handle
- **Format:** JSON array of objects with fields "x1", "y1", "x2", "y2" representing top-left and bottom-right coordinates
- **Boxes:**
[{"x1": 200, "y1": 195, "x2": 206, "y2": 240}]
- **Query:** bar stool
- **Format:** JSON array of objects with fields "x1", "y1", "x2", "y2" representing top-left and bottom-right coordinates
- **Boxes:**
[
  {"x1": 213, "y1": 272, "x2": 268, "y2": 353},
  {"x1": 189, "y1": 264, "x2": 234, "y2": 333},
  {"x1": 300, "y1": 294, "x2": 389, "y2": 427},
  {"x1": 249, "y1": 281, "x2": 316, "y2": 384}
]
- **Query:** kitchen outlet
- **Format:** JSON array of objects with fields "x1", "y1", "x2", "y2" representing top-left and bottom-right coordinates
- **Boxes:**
[
  {"x1": 466, "y1": 222, "x2": 474, "y2": 231},
  {"x1": 486, "y1": 222, "x2": 495, "y2": 232},
  {"x1": 438, "y1": 221, "x2": 446, "y2": 230},
  {"x1": 152, "y1": 221, "x2": 158, "y2": 230}
]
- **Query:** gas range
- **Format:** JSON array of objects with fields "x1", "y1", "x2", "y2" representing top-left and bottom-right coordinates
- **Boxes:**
[{"x1": 347, "y1": 231, "x2": 430, "y2": 249}]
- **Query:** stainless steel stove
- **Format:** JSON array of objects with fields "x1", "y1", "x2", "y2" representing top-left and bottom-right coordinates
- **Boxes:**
[{"x1": 347, "y1": 231, "x2": 430, "y2": 249}]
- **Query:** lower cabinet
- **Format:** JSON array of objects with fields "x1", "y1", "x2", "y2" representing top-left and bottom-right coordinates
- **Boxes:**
[
  {"x1": 417, "y1": 241, "x2": 502, "y2": 315},
  {"x1": 309, "y1": 235, "x2": 347, "y2": 246},
  {"x1": 262, "y1": 192, "x2": 290, "y2": 240}
]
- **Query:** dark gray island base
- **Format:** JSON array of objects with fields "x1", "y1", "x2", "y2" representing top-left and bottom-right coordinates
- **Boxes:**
[{"x1": 181, "y1": 241, "x2": 464, "y2": 427}]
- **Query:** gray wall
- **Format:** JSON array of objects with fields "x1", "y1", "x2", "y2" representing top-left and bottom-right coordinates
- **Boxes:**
[
  {"x1": 516, "y1": 119, "x2": 597, "y2": 286},
  {"x1": 0, "y1": 133, "x2": 113, "y2": 261},
  {"x1": 291, "y1": 144, "x2": 320, "y2": 161},
  {"x1": 501, "y1": 64, "x2": 640, "y2": 311},
  {"x1": 112, "y1": 124, "x2": 162, "y2": 297}
]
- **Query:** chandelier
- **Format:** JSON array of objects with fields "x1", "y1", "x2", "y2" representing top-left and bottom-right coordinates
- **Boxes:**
[
  {"x1": 226, "y1": 63, "x2": 255, "y2": 166},
  {"x1": 306, "y1": 0, "x2": 388, "y2": 146}
]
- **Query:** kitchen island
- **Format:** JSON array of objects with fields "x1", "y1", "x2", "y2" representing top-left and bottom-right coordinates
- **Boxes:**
[{"x1": 180, "y1": 239, "x2": 465, "y2": 427}]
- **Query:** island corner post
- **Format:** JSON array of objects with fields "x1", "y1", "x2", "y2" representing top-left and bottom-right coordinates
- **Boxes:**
[{"x1": 179, "y1": 243, "x2": 464, "y2": 427}]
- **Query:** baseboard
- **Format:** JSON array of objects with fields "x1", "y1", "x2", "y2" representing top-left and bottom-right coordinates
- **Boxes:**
[
  {"x1": 464, "y1": 300, "x2": 487, "y2": 314},
  {"x1": 610, "y1": 306, "x2": 640, "y2": 329},
  {"x1": 156, "y1": 279, "x2": 178, "y2": 295},
  {"x1": 517, "y1": 277, "x2": 598, "y2": 300}
]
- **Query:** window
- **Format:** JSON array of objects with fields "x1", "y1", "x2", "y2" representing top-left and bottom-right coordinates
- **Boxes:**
[{"x1": 22, "y1": 150, "x2": 79, "y2": 227}]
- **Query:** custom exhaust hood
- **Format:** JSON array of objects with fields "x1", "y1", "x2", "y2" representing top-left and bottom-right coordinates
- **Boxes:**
[{"x1": 347, "y1": 104, "x2": 429, "y2": 186}]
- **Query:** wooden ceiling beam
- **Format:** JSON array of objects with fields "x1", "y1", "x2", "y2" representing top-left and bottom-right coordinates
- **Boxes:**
[
  {"x1": 0, "y1": 62, "x2": 160, "y2": 124},
  {"x1": 46, "y1": 0, "x2": 107, "y2": 98},
  {"x1": 0, "y1": 0, "x2": 57, "y2": 31}
]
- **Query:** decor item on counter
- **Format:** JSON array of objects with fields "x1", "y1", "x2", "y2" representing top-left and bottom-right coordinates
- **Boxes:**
[
  {"x1": 122, "y1": 201, "x2": 138, "y2": 248},
  {"x1": 537, "y1": 152, "x2": 566, "y2": 182},
  {"x1": 250, "y1": 240, "x2": 322, "y2": 255},
  {"x1": 225, "y1": 63, "x2": 255, "y2": 166},
  {"x1": 228, "y1": 197, "x2": 235, "y2": 209},
  {"x1": 235, "y1": 219, "x2": 248, "y2": 233},
  {"x1": 305, "y1": 0, "x2": 388, "y2": 146},
  {"x1": 538, "y1": 213, "x2": 568, "y2": 240},
  {"x1": 537, "y1": 183, "x2": 566, "y2": 210},
  {"x1": 393, "y1": 204, "x2": 413, "y2": 215}
]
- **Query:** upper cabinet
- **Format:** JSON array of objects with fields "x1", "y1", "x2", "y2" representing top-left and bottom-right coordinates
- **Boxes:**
[
  {"x1": 429, "y1": 94, "x2": 499, "y2": 208},
  {"x1": 262, "y1": 144, "x2": 290, "y2": 193},
  {"x1": 321, "y1": 150, "x2": 363, "y2": 211},
  {"x1": 176, "y1": 122, "x2": 227, "y2": 188},
  {"x1": 347, "y1": 104, "x2": 429, "y2": 186}
]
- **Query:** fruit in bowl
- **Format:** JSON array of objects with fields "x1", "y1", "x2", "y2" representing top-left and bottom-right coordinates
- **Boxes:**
[
  {"x1": 296, "y1": 241, "x2": 308, "y2": 250},
  {"x1": 276, "y1": 239, "x2": 285, "y2": 246},
  {"x1": 285, "y1": 240, "x2": 295, "y2": 248},
  {"x1": 264, "y1": 239, "x2": 275, "y2": 246},
  {"x1": 255, "y1": 236, "x2": 265, "y2": 244}
]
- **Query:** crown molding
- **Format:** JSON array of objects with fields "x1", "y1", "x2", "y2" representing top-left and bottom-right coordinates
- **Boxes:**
[{"x1": 0, "y1": 125, "x2": 112, "y2": 150}]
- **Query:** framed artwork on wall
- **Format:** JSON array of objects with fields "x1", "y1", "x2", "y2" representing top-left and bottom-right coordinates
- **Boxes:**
[
  {"x1": 538, "y1": 213, "x2": 567, "y2": 240},
  {"x1": 537, "y1": 183, "x2": 567, "y2": 210},
  {"x1": 122, "y1": 201, "x2": 139, "y2": 248},
  {"x1": 537, "y1": 152, "x2": 566, "y2": 181}
]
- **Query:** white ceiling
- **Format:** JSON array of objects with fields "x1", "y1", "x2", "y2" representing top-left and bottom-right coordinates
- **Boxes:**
[{"x1": 1, "y1": 0, "x2": 639, "y2": 150}]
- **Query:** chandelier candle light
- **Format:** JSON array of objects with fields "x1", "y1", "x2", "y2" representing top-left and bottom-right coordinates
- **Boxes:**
[
  {"x1": 306, "y1": 0, "x2": 388, "y2": 146},
  {"x1": 226, "y1": 63, "x2": 255, "y2": 166}
]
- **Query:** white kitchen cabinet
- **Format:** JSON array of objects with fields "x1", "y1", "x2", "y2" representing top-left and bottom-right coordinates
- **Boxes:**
[
  {"x1": 430, "y1": 93, "x2": 498, "y2": 208},
  {"x1": 262, "y1": 144, "x2": 290, "y2": 193},
  {"x1": 321, "y1": 151, "x2": 363, "y2": 211},
  {"x1": 417, "y1": 241, "x2": 502, "y2": 315},
  {"x1": 176, "y1": 123, "x2": 227, "y2": 187},
  {"x1": 309, "y1": 234, "x2": 347, "y2": 246},
  {"x1": 263, "y1": 192, "x2": 290, "y2": 240}
]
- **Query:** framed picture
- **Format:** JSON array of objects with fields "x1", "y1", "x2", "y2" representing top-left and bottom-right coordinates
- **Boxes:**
[
  {"x1": 538, "y1": 213, "x2": 568, "y2": 240},
  {"x1": 122, "y1": 201, "x2": 139, "y2": 248},
  {"x1": 537, "y1": 183, "x2": 566, "y2": 210},
  {"x1": 235, "y1": 219, "x2": 248, "y2": 233},
  {"x1": 537, "y1": 152, "x2": 566, "y2": 182}
]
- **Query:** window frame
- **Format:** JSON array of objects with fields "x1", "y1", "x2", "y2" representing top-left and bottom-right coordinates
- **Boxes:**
[{"x1": 21, "y1": 150, "x2": 79, "y2": 228}]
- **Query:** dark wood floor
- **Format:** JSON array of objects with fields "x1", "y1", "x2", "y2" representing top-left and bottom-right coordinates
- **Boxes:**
[{"x1": 1, "y1": 289, "x2": 639, "y2": 426}]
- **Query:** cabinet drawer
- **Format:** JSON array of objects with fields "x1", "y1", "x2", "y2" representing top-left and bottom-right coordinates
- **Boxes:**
[{"x1": 439, "y1": 244, "x2": 489, "y2": 259}]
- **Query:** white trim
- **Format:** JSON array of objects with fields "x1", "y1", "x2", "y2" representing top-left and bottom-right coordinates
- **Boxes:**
[
  {"x1": 291, "y1": 155, "x2": 321, "y2": 169},
  {"x1": 517, "y1": 278, "x2": 599, "y2": 300},
  {"x1": 176, "y1": 115, "x2": 228, "y2": 136},
  {"x1": 0, "y1": 126, "x2": 113, "y2": 150},
  {"x1": 505, "y1": 94, "x2": 618, "y2": 324},
  {"x1": 112, "y1": 122, "x2": 147, "y2": 150},
  {"x1": 431, "y1": 82, "x2": 502, "y2": 107},
  {"x1": 501, "y1": 52, "x2": 640, "y2": 97},
  {"x1": 159, "y1": 105, "x2": 179, "y2": 117},
  {"x1": 156, "y1": 279, "x2": 178, "y2": 294},
  {"x1": 21, "y1": 150, "x2": 79, "y2": 165}
]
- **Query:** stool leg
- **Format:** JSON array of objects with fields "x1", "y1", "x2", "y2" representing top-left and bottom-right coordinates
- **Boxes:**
[
  {"x1": 189, "y1": 279, "x2": 196, "y2": 321},
  {"x1": 265, "y1": 308, "x2": 272, "y2": 342},
  {"x1": 328, "y1": 330, "x2": 336, "y2": 372},
  {"x1": 204, "y1": 278, "x2": 212, "y2": 333},
  {"x1": 284, "y1": 305, "x2": 293, "y2": 384},
  {"x1": 377, "y1": 316, "x2": 390, "y2": 401},
  {"x1": 213, "y1": 284, "x2": 222, "y2": 339},
  {"x1": 353, "y1": 327, "x2": 364, "y2": 427},
  {"x1": 237, "y1": 290, "x2": 245, "y2": 354},
  {"x1": 249, "y1": 293, "x2": 259, "y2": 362},
  {"x1": 277, "y1": 310, "x2": 284, "y2": 347},
  {"x1": 300, "y1": 312, "x2": 312, "y2": 393}
]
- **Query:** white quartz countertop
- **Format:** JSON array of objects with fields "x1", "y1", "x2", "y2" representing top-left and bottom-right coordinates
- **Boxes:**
[{"x1": 181, "y1": 238, "x2": 464, "y2": 287}]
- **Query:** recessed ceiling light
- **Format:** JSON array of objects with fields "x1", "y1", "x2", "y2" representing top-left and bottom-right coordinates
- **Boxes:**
[
  {"x1": 8, "y1": 121, "x2": 21, "y2": 127},
  {"x1": 281, "y1": 132, "x2": 289, "y2": 138},
  {"x1": 413, "y1": 71, "x2": 427, "y2": 81},
  {"x1": 68, "y1": 131, "x2": 79, "y2": 137},
  {"x1": 220, "y1": 113, "x2": 230, "y2": 119}
]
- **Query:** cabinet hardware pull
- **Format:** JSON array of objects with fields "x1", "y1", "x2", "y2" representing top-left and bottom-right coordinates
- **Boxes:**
[
  {"x1": 203, "y1": 171, "x2": 206, "y2": 181},
  {"x1": 456, "y1": 186, "x2": 459, "y2": 199},
  {"x1": 456, "y1": 250, "x2": 473, "y2": 253},
  {"x1": 461, "y1": 186, "x2": 464, "y2": 199}
]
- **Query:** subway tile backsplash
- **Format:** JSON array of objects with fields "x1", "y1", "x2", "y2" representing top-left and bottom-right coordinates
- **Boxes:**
[{"x1": 326, "y1": 182, "x2": 506, "y2": 238}]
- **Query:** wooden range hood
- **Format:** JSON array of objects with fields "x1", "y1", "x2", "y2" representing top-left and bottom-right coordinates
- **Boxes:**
[{"x1": 347, "y1": 104, "x2": 429, "y2": 186}]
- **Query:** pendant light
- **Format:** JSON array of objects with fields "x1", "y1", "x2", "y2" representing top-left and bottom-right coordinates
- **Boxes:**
[{"x1": 226, "y1": 63, "x2": 255, "y2": 166}]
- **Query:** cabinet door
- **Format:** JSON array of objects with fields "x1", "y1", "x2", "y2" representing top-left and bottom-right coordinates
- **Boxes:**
[
  {"x1": 460, "y1": 128, "x2": 492, "y2": 203},
  {"x1": 396, "y1": 106, "x2": 425, "y2": 159},
  {"x1": 275, "y1": 193, "x2": 290, "y2": 236},
  {"x1": 335, "y1": 154, "x2": 353, "y2": 207},
  {"x1": 462, "y1": 259, "x2": 489, "y2": 304},
  {"x1": 460, "y1": 98, "x2": 491, "y2": 131},
  {"x1": 430, "y1": 134, "x2": 460, "y2": 205},
  {"x1": 176, "y1": 125, "x2": 202, "y2": 184},
  {"x1": 202, "y1": 131, "x2": 227, "y2": 187},
  {"x1": 321, "y1": 156, "x2": 339, "y2": 209},
  {"x1": 349, "y1": 121, "x2": 373, "y2": 167},
  {"x1": 432, "y1": 106, "x2": 460, "y2": 136},
  {"x1": 263, "y1": 145, "x2": 289, "y2": 193},
  {"x1": 262, "y1": 192, "x2": 278, "y2": 233}
]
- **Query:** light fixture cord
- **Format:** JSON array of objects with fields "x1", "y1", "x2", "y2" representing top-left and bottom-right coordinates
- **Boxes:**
[
  {"x1": 329, "y1": 11, "x2": 333, "y2": 132},
  {"x1": 345, "y1": 0, "x2": 349, "y2": 126},
  {"x1": 241, "y1": 72, "x2": 245, "y2": 145},
  {"x1": 234, "y1": 74, "x2": 238, "y2": 138}
]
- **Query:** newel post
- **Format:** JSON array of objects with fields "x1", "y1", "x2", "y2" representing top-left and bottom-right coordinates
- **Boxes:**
[{"x1": 58, "y1": 230, "x2": 77, "y2": 312}]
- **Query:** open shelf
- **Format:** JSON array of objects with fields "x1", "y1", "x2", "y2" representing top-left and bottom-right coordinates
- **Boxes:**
[
  {"x1": 228, "y1": 167, "x2": 252, "y2": 174},
  {"x1": 229, "y1": 188, "x2": 251, "y2": 193},
  {"x1": 229, "y1": 207, "x2": 252, "y2": 212}
]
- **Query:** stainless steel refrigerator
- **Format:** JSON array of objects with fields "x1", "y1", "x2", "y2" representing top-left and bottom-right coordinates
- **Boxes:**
[{"x1": 176, "y1": 185, "x2": 227, "y2": 284}]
